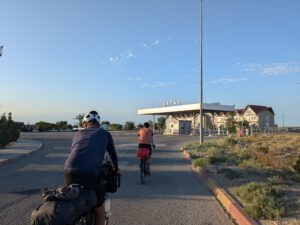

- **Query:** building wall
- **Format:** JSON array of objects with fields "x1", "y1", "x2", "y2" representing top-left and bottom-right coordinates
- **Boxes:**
[
  {"x1": 163, "y1": 107, "x2": 275, "y2": 135},
  {"x1": 258, "y1": 111, "x2": 275, "y2": 128},
  {"x1": 243, "y1": 108, "x2": 259, "y2": 127}
]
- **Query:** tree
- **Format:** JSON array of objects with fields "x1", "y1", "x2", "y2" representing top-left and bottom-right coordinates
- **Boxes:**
[
  {"x1": 109, "y1": 124, "x2": 123, "y2": 131},
  {"x1": 148, "y1": 120, "x2": 158, "y2": 130},
  {"x1": 0, "y1": 113, "x2": 20, "y2": 147},
  {"x1": 157, "y1": 117, "x2": 166, "y2": 130},
  {"x1": 101, "y1": 121, "x2": 110, "y2": 125},
  {"x1": 137, "y1": 123, "x2": 143, "y2": 129},
  {"x1": 226, "y1": 113, "x2": 236, "y2": 134},
  {"x1": 36, "y1": 121, "x2": 57, "y2": 132},
  {"x1": 74, "y1": 114, "x2": 84, "y2": 127},
  {"x1": 56, "y1": 121, "x2": 68, "y2": 130},
  {"x1": 124, "y1": 121, "x2": 135, "y2": 130}
]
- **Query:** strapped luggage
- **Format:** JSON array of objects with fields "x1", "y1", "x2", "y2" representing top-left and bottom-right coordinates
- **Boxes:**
[{"x1": 31, "y1": 185, "x2": 97, "y2": 225}]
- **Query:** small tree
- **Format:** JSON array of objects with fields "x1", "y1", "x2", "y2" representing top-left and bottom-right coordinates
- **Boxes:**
[
  {"x1": 0, "y1": 113, "x2": 20, "y2": 147},
  {"x1": 74, "y1": 113, "x2": 84, "y2": 127},
  {"x1": 124, "y1": 121, "x2": 135, "y2": 130},
  {"x1": 157, "y1": 117, "x2": 166, "y2": 131},
  {"x1": 109, "y1": 124, "x2": 123, "y2": 131},
  {"x1": 101, "y1": 121, "x2": 110, "y2": 126},
  {"x1": 36, "y1": 121, "x2": 57, "y2": 132},
  {"x1": 148, "y1": 120, "x2": 158, "y2": 130},
  {"x1": 56, "y1": 121, "x2": 68, "y2": 130},
  {"x1": 137, "y1": 123, "x2": 143, "y2": 129},
  {"x1": 226, "y1": 113, "x2": 236, "y2": 134}
]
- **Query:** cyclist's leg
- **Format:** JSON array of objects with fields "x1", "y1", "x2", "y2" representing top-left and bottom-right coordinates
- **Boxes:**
[
  {"x1": 94, "y1": 181, "x2": 106, "y2": 225},
  {"x1": 94, "y1": 205, "x2": 105, "y2": 225}
]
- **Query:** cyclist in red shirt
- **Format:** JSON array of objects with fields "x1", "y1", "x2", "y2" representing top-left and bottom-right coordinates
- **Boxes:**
[{"x1": 138, "y1": 122, "x2": 154, "y2": 155}]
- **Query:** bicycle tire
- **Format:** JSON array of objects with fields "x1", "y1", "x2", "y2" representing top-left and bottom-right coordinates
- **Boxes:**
[
  {"x1": 140, "y1": 159, "x2": 145, "y2": 184},
  {"x1": 75, "y1": 210, "x2": 95, "y2": 225}
]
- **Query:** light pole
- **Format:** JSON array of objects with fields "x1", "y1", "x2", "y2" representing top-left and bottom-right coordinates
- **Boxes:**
[
  {"x1": 0, "y1": 46, "x2": 3, "y2": 57},
  {"x1": 199, "y1": 0, "x2": 204, "y2": 144}
]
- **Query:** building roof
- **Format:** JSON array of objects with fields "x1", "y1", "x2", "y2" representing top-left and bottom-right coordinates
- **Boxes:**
[
  {"x1": 138, "y1": 103, "x2": 235, "y2": 115},
  {"x1": 235, "y1": 109, "x2": 244, "y2": 114},
  {"x1": 245, "y1": 105, "x2": 275, "y2": 115}
]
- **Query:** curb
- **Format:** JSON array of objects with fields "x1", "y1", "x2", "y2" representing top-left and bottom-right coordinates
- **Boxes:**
[
  {"x1": 0, "y1": 140, "x2": 43, "y2": 167},
  {"x1": 181, "y1": 148, "x2": 259, "y2": 225}
]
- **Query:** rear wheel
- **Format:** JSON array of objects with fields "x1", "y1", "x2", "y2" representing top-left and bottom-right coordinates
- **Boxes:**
[
  {"x1": 75, "y1": 210, "x2": 95, "y2": 225},
  {"x1": 140, "y1": 159, "x2": 146, "y2": 184}
]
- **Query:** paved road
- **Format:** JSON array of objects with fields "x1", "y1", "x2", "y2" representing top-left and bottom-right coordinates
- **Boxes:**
[{"x1": 0, "y1": 132, "x2": 233, "y2": 225}]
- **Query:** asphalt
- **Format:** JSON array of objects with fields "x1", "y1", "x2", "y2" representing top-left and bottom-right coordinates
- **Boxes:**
[{"x1": 0, "y1": 139, "x2": 42, "y2": 166}]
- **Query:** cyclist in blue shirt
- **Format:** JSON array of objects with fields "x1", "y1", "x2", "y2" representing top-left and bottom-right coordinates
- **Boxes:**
[{"x1": 64, "y1": 111, "x2": 119, "y2": 225}]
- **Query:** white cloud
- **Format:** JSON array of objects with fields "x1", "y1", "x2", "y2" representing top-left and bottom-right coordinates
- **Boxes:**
[
  {"x1": 127, "y1": 77, "x2": 143, "y2": 81},
  {"x1": 107, "y1": 49, "x2": 137, "y2": 65},
  {"x1": 120, "y1": 49, "x2": 136, "y2": 59},
  {"x1": 109, "y1": 57, "x2": 121, "y2": 65},
  {"x1": 262, "y1": 63, "x2": 300, "y2": 76},
  {"x1": 152, "y1": 40, "x2": 160, "y2": 46},
  {"x1": 238, "y1": 62, "x2": 300, "y2": 76},
  {"x1": 142, "y1": 43, "x2": 151, "y2": 50},
  {"x1": 140, "y1": 82, "x2": 174, "y2": 88},
  {"x1": 210, "y1": 77, "x2": 249, "y2": 85},
  {"x1": 142, "y1": 40, "x2": 160, "y2": 50}
]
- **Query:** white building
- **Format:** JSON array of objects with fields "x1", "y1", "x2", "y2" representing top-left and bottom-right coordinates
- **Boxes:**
[
  {"x1": 138, "y1": 103, "x2": 275, "y2": 135},
  {"x1": 138, "y1": 103, "x2": 235, "y2": 135}
]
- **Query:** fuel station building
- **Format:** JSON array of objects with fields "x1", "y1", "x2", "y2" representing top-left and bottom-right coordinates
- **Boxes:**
[{"x1": 138, "y1": 102, "x2": 235, "y2": 135}]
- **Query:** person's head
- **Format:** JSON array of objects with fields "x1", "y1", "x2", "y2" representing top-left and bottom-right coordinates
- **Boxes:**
[
  {"x1": 82, "y1": 110, "x2": 100, "y2": 128},
  {"x1": 144, "y1": 122, "x2": 150, "y2": 128}
]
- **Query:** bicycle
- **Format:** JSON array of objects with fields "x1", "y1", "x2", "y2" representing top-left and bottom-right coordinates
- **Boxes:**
[
  {"x1": 137, "y1": 147, "x2": 151, "y2": 184},
  {"x1": 31, "y1": 168, "x2": 120, "y2": 225},
  {"x1": 75, "y1": 194, "x2": 111, "y2": 225}
]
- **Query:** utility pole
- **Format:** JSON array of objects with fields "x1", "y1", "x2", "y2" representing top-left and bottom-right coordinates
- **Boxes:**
[
  {"x1": 0, "y1": 46, "x2": 3, "y2": 57},
  {"x1": 199, "y1": 0, "x2": 204, "y2": 144},
  {"x1": 282, "y1": 111, "x2": 285, "y2": 128}
]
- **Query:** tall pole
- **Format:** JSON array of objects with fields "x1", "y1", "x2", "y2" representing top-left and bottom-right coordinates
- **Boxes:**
[
  {"x1": 199, "y1": 0, "x2": 204, "y2": 144},
  {"x1": 153, "y1": 114, "x2": 155, "y2": 133}
]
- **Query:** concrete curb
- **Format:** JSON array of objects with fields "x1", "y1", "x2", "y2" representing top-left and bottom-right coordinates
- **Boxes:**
[
  {"x1": 0, "y1": 140, "x2": 43, "y2": 167},
  {"x1": 181, "y1": 148, "x2": 259, "y2": 225}
]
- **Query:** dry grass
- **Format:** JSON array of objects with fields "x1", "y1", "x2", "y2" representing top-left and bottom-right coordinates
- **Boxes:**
[
  {"x1": 238, "y1": 134, "x2": 300, "y2": 170},
  {"x1": 185, "y1": 134, "x2": 300, "y2": 223}
]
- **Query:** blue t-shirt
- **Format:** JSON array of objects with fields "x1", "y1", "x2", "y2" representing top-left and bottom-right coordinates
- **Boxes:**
[{"x1": 65, "y1": 128, "x2": 118, "y2": 175}]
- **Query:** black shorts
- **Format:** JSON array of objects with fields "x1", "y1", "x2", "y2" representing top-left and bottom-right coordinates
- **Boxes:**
[
  {"x1": 64, "y1": 170, "x2": 105, "y2": 207},
  {"x1": 138, "y1": 144, "x2": 152, "y2": 155}
]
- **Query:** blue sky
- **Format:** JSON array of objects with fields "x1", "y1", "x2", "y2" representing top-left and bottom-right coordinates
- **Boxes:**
[{"x1": 0, "y1": 0, "x2": 299, "y2": 126}]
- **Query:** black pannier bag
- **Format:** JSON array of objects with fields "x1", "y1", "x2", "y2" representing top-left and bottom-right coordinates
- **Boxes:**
[
  {"x1": 99, "y1": 162, "x2": 121, "y2": 193},
  {"x1": 31, "y1": 185, "x2": 97, "y2": 225}
]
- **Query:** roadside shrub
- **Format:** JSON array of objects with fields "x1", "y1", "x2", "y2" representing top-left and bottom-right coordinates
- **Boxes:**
[
  {"x1": 292, "y1": 156, "x2": 300, "y2": 172},
  {"x1": 239, "y1": 159, "x2": 262, "y2": 169},
  {"x1": 192, "y1": 157, "x2": 210, "y2": 169},
  {"x1": 267, "y1": 175, "x2": 285, "y2": 185},
  {"x1": 222, "y1": 137, "x2": 238, "y2": 149},
  {"x1": 236, "y1": 182, "x2": 285, "y2": 219},
  {"x1": 205, "y1": 147, "x2": 228, "y2": 164},
  {"x1": 0, "y1": 113, "x2": 20, "y2": 147},
  {"x1": 228, "y1": 145, "x2": 252, "y2": 164}
]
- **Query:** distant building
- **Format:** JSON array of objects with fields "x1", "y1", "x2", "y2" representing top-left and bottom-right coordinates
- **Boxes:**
[
  {"x1": 138, "y1": 102, "x2": 235, "y2": 135},
  {"x1": 138, "y1": 103, "x2": 275, "y2": 135}
]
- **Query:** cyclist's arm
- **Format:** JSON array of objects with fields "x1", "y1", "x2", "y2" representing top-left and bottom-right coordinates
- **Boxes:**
[{"x1": 106, "y1": 132, "x2": 118, "y2": 171}]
